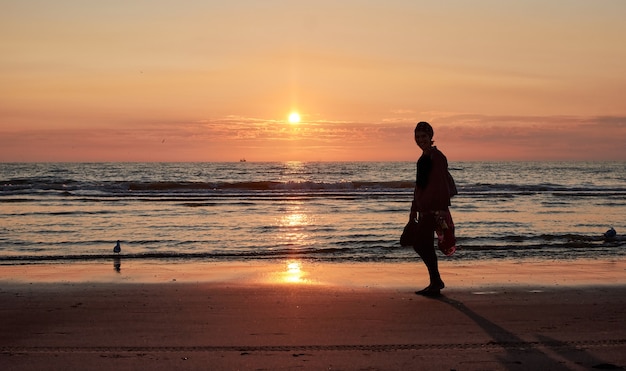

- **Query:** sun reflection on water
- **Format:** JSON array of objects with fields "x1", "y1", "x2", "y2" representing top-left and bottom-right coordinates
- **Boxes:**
[
  {"x1": 272, "y1": 198, "x2": 314, "y2": 284},
  {"x1": 275, "y1": 202, "x2": 311, "y2": 248},
  {"x1": 283, "y1": 213, "x2": 307, "y2": 227}
]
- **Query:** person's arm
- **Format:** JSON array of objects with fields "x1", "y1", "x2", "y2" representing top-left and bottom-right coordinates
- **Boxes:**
[{"x1": 410, "y1": 187, "x2": 418, "y2": 221}]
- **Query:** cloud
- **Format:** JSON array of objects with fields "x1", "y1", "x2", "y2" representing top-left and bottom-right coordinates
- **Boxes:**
[
  {"x1": 0, "y1": 114, "x2": 624, "y2": 162},
  {"x1": 435, "y1": 114, "x2": 626, "y2": 160}
]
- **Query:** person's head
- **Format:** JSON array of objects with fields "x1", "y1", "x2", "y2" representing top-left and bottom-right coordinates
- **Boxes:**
[{"x1": 414, "y1": 121, "x2": 434, "y2": 150}]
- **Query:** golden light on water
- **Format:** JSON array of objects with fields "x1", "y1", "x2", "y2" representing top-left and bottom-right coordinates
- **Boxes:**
[
  {"x1": 283, "y1": 212, "x2": 306, "y2": 226},
  {"x1": 276, "y1": 202, "x2": 310, "y2": 246}
]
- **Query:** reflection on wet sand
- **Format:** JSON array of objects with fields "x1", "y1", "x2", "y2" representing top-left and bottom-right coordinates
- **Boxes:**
[{"x1": 276, "y1": 260, "x2": 311, "y2": 284}]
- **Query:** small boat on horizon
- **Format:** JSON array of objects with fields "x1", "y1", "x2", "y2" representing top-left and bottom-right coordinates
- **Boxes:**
[{"x1": 239, "y1": 158, "x2": 246, "y2": 162}]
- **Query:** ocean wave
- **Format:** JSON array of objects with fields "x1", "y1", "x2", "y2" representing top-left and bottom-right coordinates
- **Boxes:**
[
  {"x1": 4, "y1": 179, "x2": 625, "y2": 197},
  {"x1": 2, "y1": 162, "x2": 625, "y2": 264},
  {"x1": 1, "y1": 237, "x2": 623, "y2": 264},
  {"x1": 127, "y1": 180, "x2": 415, "y2": 191},
  {"x1": 1, "y1": 180, "x2": 415, "y2": 195}
]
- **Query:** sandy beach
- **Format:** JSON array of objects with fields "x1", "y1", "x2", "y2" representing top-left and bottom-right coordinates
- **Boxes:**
[{"x1": 1, "y1": 259, "x2": 625, "y2": 370}]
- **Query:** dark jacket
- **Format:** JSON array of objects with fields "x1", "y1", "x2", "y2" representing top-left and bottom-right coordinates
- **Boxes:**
[{"x1": 411, "y1": 147, "x2": 452, "y2": 213}]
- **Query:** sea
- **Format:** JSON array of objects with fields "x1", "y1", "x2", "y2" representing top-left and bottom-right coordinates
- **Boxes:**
[{"x1": 0, "y1": 161, "x2": 624, "y2": 265}]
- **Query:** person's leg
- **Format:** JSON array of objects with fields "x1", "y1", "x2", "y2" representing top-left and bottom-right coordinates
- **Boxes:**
[{"x1": 413, "y1": 213, "x2": 444, "y2": 295}]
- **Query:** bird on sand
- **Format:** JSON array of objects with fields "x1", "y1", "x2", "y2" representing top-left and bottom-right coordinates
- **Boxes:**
[{"x1": 114, "y1": 240, "x2": 121, "y2": 253}]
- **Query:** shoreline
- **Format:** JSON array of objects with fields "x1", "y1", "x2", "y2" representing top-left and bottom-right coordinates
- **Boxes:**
[{"x1": 1, "y1": 258, "x2": 625, "y2": 289}]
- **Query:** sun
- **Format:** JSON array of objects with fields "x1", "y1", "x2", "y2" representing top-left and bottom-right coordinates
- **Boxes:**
[{"x1": 288, "y1": 112, "x2": 301, "y2": 124}]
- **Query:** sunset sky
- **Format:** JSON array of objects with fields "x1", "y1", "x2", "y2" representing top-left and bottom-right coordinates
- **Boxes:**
[{"x1": 1, "y1": 0, "x2": 625, "y2": 162}]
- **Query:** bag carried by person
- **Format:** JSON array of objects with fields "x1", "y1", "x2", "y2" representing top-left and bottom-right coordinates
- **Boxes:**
[
  {"x1": 400, "y1": 211, "x2": 457, "y2": 256},
  {"x1": 435, "y1": 210, "x2": 456, "y2": 256},
  {"x1": 447, "y1": 170, "x2": 458, "y2": 198},
  {"x1": 400, "y1": 220, "x2": 418, "y2": 247}
]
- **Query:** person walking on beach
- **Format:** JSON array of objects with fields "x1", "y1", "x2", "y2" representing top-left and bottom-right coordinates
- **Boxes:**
[{"x1": 410, "y1": 121, "x2": 455, "y2": 296}]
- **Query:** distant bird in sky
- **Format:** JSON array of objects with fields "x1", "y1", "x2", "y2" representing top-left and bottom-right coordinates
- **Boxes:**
[{"x1": 114, "y1": 240, "x2": 121, "y2": 253}]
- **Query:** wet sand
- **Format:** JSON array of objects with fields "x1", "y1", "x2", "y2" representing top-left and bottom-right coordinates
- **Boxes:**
[{"x1": 1, "y1": 259, "x2": 625, "y2": 370}]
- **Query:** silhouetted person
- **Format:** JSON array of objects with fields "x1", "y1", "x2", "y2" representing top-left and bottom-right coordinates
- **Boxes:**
[{"x1": 409, "y1": 122, "x2": 455, "y2": 296}]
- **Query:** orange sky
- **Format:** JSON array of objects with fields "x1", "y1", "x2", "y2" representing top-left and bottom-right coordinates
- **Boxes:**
[{"x1": 1, "y1": 1, "x2": 625, "y2": 162}]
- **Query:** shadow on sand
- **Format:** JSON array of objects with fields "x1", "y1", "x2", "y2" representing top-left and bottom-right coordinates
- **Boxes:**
[{"x1": 434, "y1": 294, "x2": 621, "y2": 370}]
